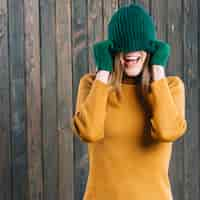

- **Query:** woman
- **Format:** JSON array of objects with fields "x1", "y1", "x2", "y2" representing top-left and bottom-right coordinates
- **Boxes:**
[{"x1": 71, "y1": 3, "x2": 187, "y2": 200}]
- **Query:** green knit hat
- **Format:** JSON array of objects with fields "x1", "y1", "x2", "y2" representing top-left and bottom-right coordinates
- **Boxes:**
[{"x1": 108, "y1": 3, "x2": 157, "y2": 54}]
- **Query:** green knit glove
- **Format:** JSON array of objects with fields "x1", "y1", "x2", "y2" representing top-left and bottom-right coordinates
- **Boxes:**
[
  {"x1": 149, "y1": 40, "x2": 171, "y2": 68},
  {"x1": 92, "y1": 40, "x2": 114, "y2": 72}
]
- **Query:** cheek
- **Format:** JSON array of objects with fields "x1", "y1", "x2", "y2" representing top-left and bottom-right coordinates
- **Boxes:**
[
  {"x1": 135, "y1": 65, "x2": 144, "y2": 73},
  {"x1": 137, "y1": 65, "x2": 144, "y2": 72}
]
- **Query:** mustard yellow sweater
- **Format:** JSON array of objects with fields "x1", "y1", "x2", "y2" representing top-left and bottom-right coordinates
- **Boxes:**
[{"x1": 71, "y1": 72, "x2": 187, "y2": 200}]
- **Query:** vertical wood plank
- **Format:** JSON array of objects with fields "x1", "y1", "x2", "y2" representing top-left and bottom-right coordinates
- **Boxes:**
[
  {"x1": 8, "y1": 0, "x2": 28, "y2": 199},
  {"x1": 118, "y1": 0, "x2": 131, "y2": 8},
  {"x1": 167, "y1": 1, "x2": 185, "y2": 200},
  {"x1": 167, "y1": 0, "x2": 183, "y2": 76},
  {"x1": 150, "y1": 0, "x2": 167, "y2": 40},
  {"x1": 88, "y1": 0, "x2": 103, "y2": 72},
  {"x1": 0, "y1": 0, "x2": 12, "y2": 199},
  {"x1": 71, "y1": 0, "x2": 89, "y2": 199},
  {"x1": 24, "y1": 0, "x2": 43, "y2": 200},
  {"x1": 40, "y1": 0, "x2": 58, "y2": 199},
  {"x1": 183, "y1": 0, "x2": 199, "y2": 199},
  {"x1": 103, "y1": 0, "x2": 118, "y2": 40},
  {"x1": 134, "y1": 0, "x2": 150, "y2": 11},
  {"x1": 56, "y1": 0, "x2": 74, "y2": 200}
]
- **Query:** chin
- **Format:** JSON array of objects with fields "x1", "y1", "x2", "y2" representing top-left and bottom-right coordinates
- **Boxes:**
[{"x1": 124, "y1": 69, "x2": 142, "y2": 77}]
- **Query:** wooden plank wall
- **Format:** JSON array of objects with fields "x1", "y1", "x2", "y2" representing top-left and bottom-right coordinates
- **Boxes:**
[{"x1": 0, "y1": 0, "x2": 199, "y2": 200}]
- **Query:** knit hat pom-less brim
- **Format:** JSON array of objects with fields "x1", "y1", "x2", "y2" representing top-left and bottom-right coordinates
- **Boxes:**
[{"x1": 107, "y1": 3, "x2": 157, "y2": 54}]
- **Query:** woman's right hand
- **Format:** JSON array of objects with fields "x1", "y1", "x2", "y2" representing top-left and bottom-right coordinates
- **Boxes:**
[
  {"x1": 96, "y1": 70, "x2": 111, "y2": 84},
  {"x1": 92, "y1": 40, "x2": 114, "y2": 72}
]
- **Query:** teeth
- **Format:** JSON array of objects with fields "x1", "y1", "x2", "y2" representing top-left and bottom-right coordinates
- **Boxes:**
[
  {"x1": 125, "y1": 56, "x2": 140, "y2": 62},
  {"x1": 126, "y1": 56, "x2": 140, "y2": 60}
]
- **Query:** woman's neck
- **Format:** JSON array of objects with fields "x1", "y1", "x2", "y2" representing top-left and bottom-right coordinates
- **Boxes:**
[{"x1": 122, "y1": 71, "x2": 142, "y2": 85}]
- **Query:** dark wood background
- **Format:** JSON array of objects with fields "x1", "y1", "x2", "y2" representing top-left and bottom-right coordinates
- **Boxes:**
[{"x1": 0, "y1": 0, "x2": 199, "y2": 200}]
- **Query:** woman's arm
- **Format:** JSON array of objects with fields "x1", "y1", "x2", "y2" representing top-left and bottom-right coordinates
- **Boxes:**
[
  {"x1": 71, "y1": 71, "x2": 111, "y2": 143},
  {"x1": 148, "y1": 73, "x2": 188, "y2": 142},
  {"x1": 148, "y1": 65, "x2": 188, "y2": 142}
]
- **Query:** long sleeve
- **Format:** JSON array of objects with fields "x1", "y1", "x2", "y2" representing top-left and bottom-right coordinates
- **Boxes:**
[
  {"x1": 71, "y1": 73, "x2": 112, "y2": 143},
  {"x1": 148, "y1": 76, "x2": 188, "y2": 142}
]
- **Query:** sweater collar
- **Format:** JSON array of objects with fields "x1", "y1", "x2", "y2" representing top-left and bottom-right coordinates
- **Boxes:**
[{"x1": 122, "y1": 71, "x2": 141, "y2": 85}]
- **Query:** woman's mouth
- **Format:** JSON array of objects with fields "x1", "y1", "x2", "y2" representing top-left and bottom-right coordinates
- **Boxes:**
[{"x1": 124, "y1": 56, "x2": 141, "y2": 64}]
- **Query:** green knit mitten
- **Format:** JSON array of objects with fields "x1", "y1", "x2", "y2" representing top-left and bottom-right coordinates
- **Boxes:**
[
  {"x1": 149, "y1": 40, "x2": 171, "y2": 68},
  {"x1": 92, "y1": 40, "x2": 114, "y2": 72}
]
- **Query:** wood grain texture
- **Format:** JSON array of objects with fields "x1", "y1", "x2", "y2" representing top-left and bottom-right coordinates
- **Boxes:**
[
  {"x1": 40, "y1": 0, "x2": 58, "y2": 200},
  {"x1": 24, "y1": 0, "x2": 43, "y2": 200},
  {"x1": 103, "y1": 0, "x2": 118, "y2": 40},
  {"x1": 56, "y1": 0, "x2": 74, "y2": 200},
  {"x1": 8, "y1": 0, "x2": 28, "y2": 199},
  {"x1": 71, "y1": 0, "x2": 89, "y2": 199},
  {"x1": 0, "y1": 0, "x2": 11, "y2": 200},
  {"x1": 135, "y1": 0, "x2": 150, "y2": 11},
  {"x1": 0, "y1": 0, "x2": 199, "y2": 200},
  {"x1": 88, "y1": 0, "x2": 103, "y2": 72},
  {"x1": 167, "y1": 1, "x2": 185, "y2": 200},
  {"x1": 183, "y1": 0, "x2": 199, "y2": 200}
]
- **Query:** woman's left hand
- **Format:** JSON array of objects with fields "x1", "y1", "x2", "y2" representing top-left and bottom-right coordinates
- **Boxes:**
[
  {"x1": 149, "y1": 40, "x2": 171, "y2": 68},
  {"x1": 152, "y1": 65, "x2": 166, "y2": 81}
]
